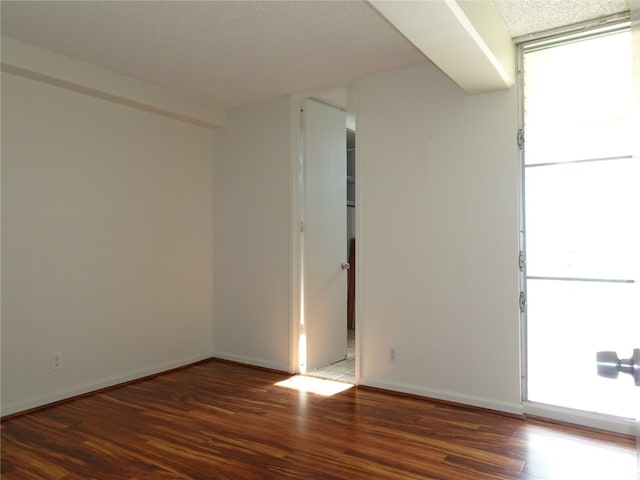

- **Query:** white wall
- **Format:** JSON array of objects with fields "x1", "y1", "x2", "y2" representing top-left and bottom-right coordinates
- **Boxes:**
[
  {"x1": 356, "y1": 62, "x2": 522, "y2": 413},
  {"x1": 209, "y1": 63, "x2": 522, "y2": 414},
  {"x1": 1, "y1": 72, "x2": 214, "y2": 415},
  {"x1": 212, "y1": 97, "x2": 292, "y2": 371},
  {"x1": 1, "y1": 50, "x2": 522, "y2": 417}
]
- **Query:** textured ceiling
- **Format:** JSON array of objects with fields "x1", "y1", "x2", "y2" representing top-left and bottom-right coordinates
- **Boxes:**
[
  {"x1": 0, "y1": 1, "x2": 426, "y2": 108},
  {"x1": 1, "y1": 1, "x2": 631, "y2": 109},
  {"x1": 493, "y1": 0, "x2": 629, "y2": 37}
]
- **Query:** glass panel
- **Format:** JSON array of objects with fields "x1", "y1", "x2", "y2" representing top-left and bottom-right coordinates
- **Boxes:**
[
  {"x1": 527, "y1": 279, "x2": 639, "y2": 419},
  {"x1": 523, "y1": 26, "x2": 638, "y2": 426},
  {"x1": 524, "y1": 31, "x2": 633, "y2": 165},
  {"x1": 525, "y1": 158, "x2": 640, "y2": 280}
]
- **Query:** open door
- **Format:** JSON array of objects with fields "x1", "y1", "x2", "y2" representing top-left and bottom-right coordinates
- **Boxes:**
[{"x1": 302, "y1": 98, "x2": 347, "y2": 371}]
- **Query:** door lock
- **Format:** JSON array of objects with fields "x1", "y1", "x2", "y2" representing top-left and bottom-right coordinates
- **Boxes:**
[
  {"x1": 596, "y1": 348, "x2": 640, "y2": 387},
  {"x1": 341, "y1": 262, "x2": 350, "y2": 270}
]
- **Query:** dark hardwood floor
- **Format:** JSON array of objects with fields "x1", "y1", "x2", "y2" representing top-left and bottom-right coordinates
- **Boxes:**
[{"x1": 1, "y1": 359, "x2": 636, "y2": 479}]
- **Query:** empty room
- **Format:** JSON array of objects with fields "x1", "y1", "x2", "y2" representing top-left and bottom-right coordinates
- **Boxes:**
[{"x1": 1, "y1": 1, "x2": 638, "y2": 478}]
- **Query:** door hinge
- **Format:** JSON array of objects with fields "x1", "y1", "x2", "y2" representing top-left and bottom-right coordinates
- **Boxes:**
[
  {"x1": 300, "y1": 221, "x2": 304, "y2": 232},
  {"x1": 519, "y1": 251, "x2": 526, "y2": 271},
  {"x1": 517, "y1": 129, "x2": 524, "y2": 150},
  {"x1": 519, "y1": 291, "x2": 527, "y2": 313}
]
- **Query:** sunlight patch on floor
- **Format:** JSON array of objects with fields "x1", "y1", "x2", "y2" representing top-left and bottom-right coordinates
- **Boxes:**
[{"x1": 275, "y1": 375, "x2": 353, "y2": 396}]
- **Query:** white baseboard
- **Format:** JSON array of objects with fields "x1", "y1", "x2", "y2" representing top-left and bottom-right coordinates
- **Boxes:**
[
  {"x1": 359, "y1": 376, "x2": 524, "y2": 416},
  {"x1": 523, "y1": 401, "x2": 637, "y2": 436},
  {"x1": 211, "y1": 351, "x2": 290, "y2": 373},
  {"x1": 1, "y1": 352, "x2": 212, "y2": 417}
]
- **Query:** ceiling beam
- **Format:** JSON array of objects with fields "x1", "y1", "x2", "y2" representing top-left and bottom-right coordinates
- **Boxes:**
[
  {"x1": 368, "y1": 0, "x2": 515, "y2": 94},
  {"x1": 1, "y1": 36, "x2": 226, "y2": 129}
]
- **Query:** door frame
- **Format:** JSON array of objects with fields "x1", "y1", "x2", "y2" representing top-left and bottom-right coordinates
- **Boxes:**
[
  {"x1": 287, "y1": 91, "x2": 360, "y2": 383},
  {"x1": 287, "y1": 94, "x2": 303, "y2": 375}
]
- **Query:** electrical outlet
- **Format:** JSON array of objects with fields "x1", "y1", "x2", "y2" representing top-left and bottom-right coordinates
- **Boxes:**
[
  {"x1": 389, "y1": 346, "x2": 398, "y2": 363},
  {"x1": 52, "y1": 352, "x2": 62, "y2": 370}
]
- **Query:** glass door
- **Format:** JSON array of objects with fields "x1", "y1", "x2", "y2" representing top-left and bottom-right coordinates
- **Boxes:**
[{"x1": 522, "y1": 24, "x2": 639, "y2": 428}]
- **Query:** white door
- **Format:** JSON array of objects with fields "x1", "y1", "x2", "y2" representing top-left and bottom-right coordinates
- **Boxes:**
[{"x1": 302, "y1": 98, "x2": 347, "y2": 371}]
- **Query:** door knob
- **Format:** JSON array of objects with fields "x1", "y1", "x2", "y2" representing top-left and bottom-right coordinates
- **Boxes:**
[
  {"x1": 341, "y1": 262, "x2": 350, "y2": 270},
  {"x1": 596, "y1": 348, "x2": 640, "y2": 386}
]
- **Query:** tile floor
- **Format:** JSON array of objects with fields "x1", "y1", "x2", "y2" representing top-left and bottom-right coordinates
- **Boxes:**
[{"x1": 305, "y1": 329, "x2": 355, "y2": 384}]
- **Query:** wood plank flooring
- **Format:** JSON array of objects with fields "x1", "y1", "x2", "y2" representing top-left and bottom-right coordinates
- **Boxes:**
[{"x1": 1, "y1": 359, "x2": 636, "y2": 479}]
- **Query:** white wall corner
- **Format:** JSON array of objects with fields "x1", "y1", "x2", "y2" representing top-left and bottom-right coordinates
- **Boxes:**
[
  {"x1": 368, "y1": 0, "x2": 515, "y2": 94},
  {"x1": 1, "y1": 35, "x2": 226, "y2": 129}
]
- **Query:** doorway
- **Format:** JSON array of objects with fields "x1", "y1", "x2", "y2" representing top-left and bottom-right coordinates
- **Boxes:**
[
  {"x1": 520, "y1": 21, "x2": 639, "y2": 431},
  {"x1": 297, "y1": 94, "x2": 356, "y2": 384},
  {"x1": 306, "y1": 128, "x2": 356, "y2": 383}
]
